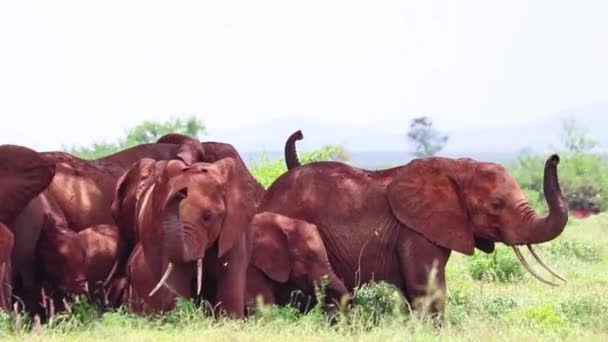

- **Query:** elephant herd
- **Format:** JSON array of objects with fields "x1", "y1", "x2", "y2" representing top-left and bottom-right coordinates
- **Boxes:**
[{"x1": 0, "y1": 130, "x2": 569, "y2": 325}]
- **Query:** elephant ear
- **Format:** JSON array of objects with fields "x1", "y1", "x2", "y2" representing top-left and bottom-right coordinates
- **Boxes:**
[
  {"x1": 213, "y1": 157, "x2": 257, "y2": 258},
  {"x1": 156, "y1": 133, "x2": 205, "y2": 165},
  {"x1": 111, "y1": 158, "x2": 158, "y2": 242},
  {"x1": 387, "y1": 158, "x2": 475, "y2": 255},
  {"x1": 251, "y1": 213, "x2": 291, "y2": 283},
  {"x1": 0, "y1": 145, "x2": 55, "y2": 224}
]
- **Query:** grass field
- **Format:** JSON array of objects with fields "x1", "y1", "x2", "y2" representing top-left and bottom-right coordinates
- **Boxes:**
[{"x1": 1, "y1": 212, "x2": 606, "y2": 341}]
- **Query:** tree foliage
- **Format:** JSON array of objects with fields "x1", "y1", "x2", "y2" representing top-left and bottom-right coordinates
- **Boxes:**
[
  {"x1": 407, "y1": 116, "x2": 449, "y2": 157},
  {"x1": 560, "y1": 116, "x2": 598, "y2": 153},
  {"x1": 65, "y1": 116, "x2": 206, "y2": 159},
  {"x1": 508, "y1": 117, "x2": 607, "y2": 213}
]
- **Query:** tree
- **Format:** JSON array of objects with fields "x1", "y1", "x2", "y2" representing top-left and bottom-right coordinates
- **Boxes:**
[
  {"x1": 407, "y1": 116, "x2": 449, "y2": 157},
  {"x1": 123, "y1": 117, "x2": 205, "y2": 146},
  {"x1": 560, "y1": 116, "x2": 598, "y2": 153},
  {"x1": 65, "y1": 116, "x2": 206, "y2": 159}
]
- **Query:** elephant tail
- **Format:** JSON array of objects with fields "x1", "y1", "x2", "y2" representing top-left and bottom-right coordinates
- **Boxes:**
[{"x1": 284, "y1": 130, "x2": 303, "y2": 169}]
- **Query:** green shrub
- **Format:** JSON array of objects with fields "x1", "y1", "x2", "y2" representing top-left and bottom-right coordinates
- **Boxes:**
[
  {"x1": 517, "y1": 304, "x2": 566, "y2": 330},
  {"x1": 480, "y1": 294, "x2": 518, "y2": 316},
  {"x1": 557, "y1": 295, "x2": 608, "y2": 328},
  {"x1": 468, "y1": 247, "x2": 524, "y2": 283},
  {"x1": 351, "y1": 281, "x2": 406, "y2": 325},
  {"x1": 445, "y1": 288, "x2": 475, "y2": 325},
  {"x1": 545, "y1": 240, "x2": 602, "y2": 263},
  {"x1": 251, "y1": 145, "x2": 350, "y2": 188}
]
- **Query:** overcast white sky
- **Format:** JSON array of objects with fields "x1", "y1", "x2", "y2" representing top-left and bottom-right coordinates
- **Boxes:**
[{"x1": 1, "y1": 1, "x2": 606, "y2": 151}]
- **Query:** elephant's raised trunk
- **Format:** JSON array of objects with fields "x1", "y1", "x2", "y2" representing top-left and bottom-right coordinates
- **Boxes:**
[
  {"x1": 511, "y1": 154, "x2": 568, "y2": 245},
  {"x1": 284, "y1": 130, "x2": 303, "y2": 170}
]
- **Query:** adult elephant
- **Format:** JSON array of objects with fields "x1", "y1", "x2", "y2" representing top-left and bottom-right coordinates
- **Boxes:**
[
  {"x1": 0, "y1": 223, "x2": 13, "y2": 311},
  {"x1": 246, "y1": 212, "x2": 349, "y2": 313},
  {"x1": 0, "y1": 145, "x2": 56, "y2": 312},
  {"x1": 40, "y1": 140, "x2": 204, "y2": 232},
  {"x1": 264, "y1": 131, "x2": 569, "y2": 322},
  {"x1": 121, "y1": 157, "x2": 257, "y2": 317},
  {"x1": 110, "y1": 135, "x2": 264, "y2": 292}
]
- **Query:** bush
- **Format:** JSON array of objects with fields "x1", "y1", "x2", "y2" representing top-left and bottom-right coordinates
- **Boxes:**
[
  {"x1": 545, "y1": 240, "x2": 603, "y2": 263},
  {"x1": 351, "y1": 281, "x2": 406, "y2": 325},
  {"x1": 445, "y1": 289, "x2": 475, "y2": 325},
  {"x1": 251, "y1": 145, "x2": 350, "y2": 188},
  {"x1": 480, "y1": 294, "x2": 518, "y2": 316},
  {"x1": 468, "y1": 247, "x2": 524, "y2": 283},
  {"x1": 557, "y1": 294, "x2": 608, "y2": 327}
]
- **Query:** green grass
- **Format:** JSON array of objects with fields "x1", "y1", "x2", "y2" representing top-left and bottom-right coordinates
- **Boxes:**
[{"x1": 2, "y1": 214, "x2": 607, "y2": 341}]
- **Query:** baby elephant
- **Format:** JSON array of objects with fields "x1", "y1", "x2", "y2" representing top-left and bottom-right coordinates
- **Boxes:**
[
  {"x1": 246, "y1": 212, "x2": 349, "y2": 313},
  {"x1": 37, "y1": 218, "x2": 120, "y2": 302}
]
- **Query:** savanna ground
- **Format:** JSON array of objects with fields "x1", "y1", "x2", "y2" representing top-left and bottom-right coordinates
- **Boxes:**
[{"x1": 2, "y1": 146, "x2": 608, "y2": 341}]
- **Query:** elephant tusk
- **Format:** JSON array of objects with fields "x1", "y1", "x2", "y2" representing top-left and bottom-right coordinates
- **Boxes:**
[
  {"x1": 103, "y1": 260, "x2": 120, "y2": 287},
  {"x1": 149, "y1": 262, "x2": 174, "y2": 297},
  {"x1": 196, "y1": 259, "x2": 203, "y2": 296},
  {"x1": 527, "y1": 244, "x2": 567, "y2": 283},
  {"x1": 512, "y1": 246, "x2": 561, "y2": 286},
  {"x1": 84, "y1": 281, "x2": 89, "y2": 294}
]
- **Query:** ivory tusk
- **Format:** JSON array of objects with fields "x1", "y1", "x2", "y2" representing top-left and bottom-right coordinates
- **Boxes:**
[
  {"x1": 196, "y1": 259, "x2": 203, "y2": 296},
  {"x1": 512, "y1": 246, "x2": 561, "y2": 287},
  {"x1": 149, "y1": 263, "x2": 174, "y2": 297},
  {"x1": 103, "y1": 260, "x2": 120, "y2": 287},
  {"x1": 527, "y1": 244, "x2": 567, "y2": 283},
  {"x1": 84, "y1": 281, "x2": 89, "y2": 294}
]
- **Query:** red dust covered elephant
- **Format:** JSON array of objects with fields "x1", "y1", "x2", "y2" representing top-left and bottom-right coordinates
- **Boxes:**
[{"x1": 260, "y1": 131, "x2": 570, "y2": 323}]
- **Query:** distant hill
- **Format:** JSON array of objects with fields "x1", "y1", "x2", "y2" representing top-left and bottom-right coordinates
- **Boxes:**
[{"x1": 208, "y1": 102, "x2": 607, "y2": 168}]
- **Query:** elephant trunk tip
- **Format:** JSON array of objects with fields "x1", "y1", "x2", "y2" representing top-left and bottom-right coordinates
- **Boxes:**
[
  {"x1": 285, "y1": 130, "x2": 304, "y2": 170},
  {"x1": 547, "y1": 154, "x2": 560, "y2": 166}
]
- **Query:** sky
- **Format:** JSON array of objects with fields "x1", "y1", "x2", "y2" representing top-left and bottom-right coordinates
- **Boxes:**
[{"x1": 0, "y1": 0, "x2": 607, "y2": 151}]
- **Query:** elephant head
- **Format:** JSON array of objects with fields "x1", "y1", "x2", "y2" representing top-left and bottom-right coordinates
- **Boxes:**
[
  {"x1": 36, "y1": 215, "x2": 87, "y2": 295},
  {"x1": 130, "y1": 157, "x2": 256, "y2": 298},
  {"x1": 387, "y1": 154, "x2": 568, "y2": 285},
  {"x1": 0, "y1": 223, "x2": 13, "y2": 310},
  {"x1": 248, "y1": 212, "x2": 349, "y2": 307},
  {"x1": 0, "y1": 145, "x2": 56, "y2": 224},
  {"x1": 156, "y1": 134, "x2": 265, "y2": 203}
]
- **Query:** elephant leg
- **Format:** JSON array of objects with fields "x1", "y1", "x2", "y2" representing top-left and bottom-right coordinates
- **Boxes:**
[
  {"x1": 215, "y1": 235, "x2": 249, "y2": 318},
  {"x1": 397, "y1": 228, "x2": 451, "y2": 325}
]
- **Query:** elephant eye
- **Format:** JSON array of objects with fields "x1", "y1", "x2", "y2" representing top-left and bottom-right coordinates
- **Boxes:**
[
  {"x1": 491, "y1": 199, "x2": 503, "y2": 211},
  {"x1": 306, "y1": 252, "x2": 316, "y2": 261},
  {"x1": 202, "y1": 210, "x2": 214, "y2": 223}
]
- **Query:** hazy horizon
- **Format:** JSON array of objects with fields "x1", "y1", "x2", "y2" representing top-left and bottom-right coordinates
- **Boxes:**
[{"x1": 1, "y1": 1, "x2": 607, "y2": 152}]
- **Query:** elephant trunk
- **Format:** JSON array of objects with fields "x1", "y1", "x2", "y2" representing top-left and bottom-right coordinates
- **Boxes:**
[
  {"x1": 284, "y1": 130, "x2": 303, "y2": 169},
  {"x1": 325, "y1": 272, "x2": 350, "y2": 302},
  {"x1": 161, "y1": 188, "x2": 207, "y2": 263},
  {"x1": 511, "y1": 154, "x2": 568, "y2": 245}
]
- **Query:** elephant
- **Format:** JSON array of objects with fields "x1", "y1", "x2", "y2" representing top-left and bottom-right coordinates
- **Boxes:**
[
  {"x1": 262, "y1": 131, "x2": 570, "y2": 323},
  {"x1": 246, "y1": 211, "x2": 349, "y2": 314},
  {"x1": 36, "y1": 216, "x2": 120, "y2": 302},
  {"x1": 40, "y1": 140, "x2": 205, "y2": 232},
  {"x1": 110, "y1": 134, "x2": 264, "y2": 286},
  {"x1": 120, "y1": 157, "x2": 257, "y2": 317},
  {"x1": 0, "y1": 223, "x2": 13, "y2": 311},
  {"x1": 0, "y1": 145, "x2": 56, "y2": 313}
]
